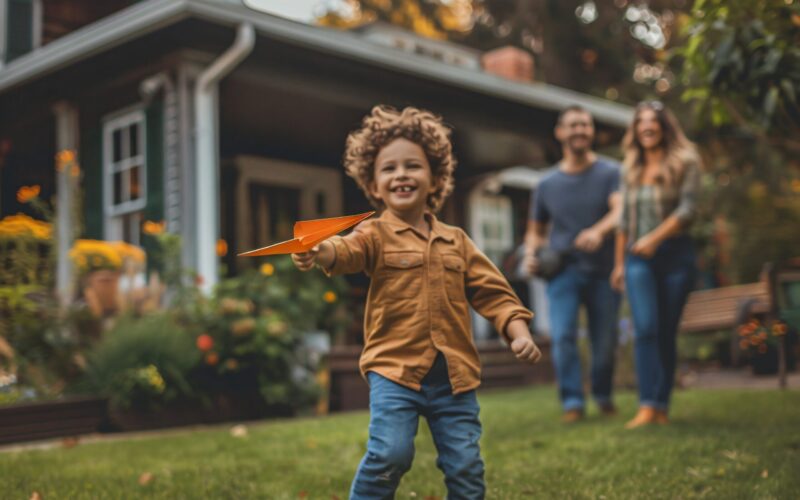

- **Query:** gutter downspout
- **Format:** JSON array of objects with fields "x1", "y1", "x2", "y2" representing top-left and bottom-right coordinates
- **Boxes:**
[{"x1": 194, "y1": 22, "x2": 254, "y2": 294}]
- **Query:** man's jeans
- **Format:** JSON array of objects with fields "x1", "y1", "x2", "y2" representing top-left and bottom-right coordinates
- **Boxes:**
[
  {"x1": 546, "y1": 264, "x2": 620, "y2": 411},
  {"x1": 350, "y1": 353, "x2": 485, "y2": 499},
  {"x1": 625, "y1": 236, "x2": 695, "y2": 411}
]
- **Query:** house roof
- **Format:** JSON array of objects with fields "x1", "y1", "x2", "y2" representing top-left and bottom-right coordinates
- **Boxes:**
[{"x1": 0, "y1": 0, "x2": 633, "y2": 127}]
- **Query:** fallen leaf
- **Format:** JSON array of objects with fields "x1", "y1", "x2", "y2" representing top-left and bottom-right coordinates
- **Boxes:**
[
  {"x1": 61, "y1": 437, "x2": 79, "y2": 449},
  {"x1": 30, "y1": 492, "x2": 42, "y2": 500},
  {"x1": 298, "y1": 491, "x2": 308, "y2": 499},
  {"x1": 138, "y1": 472, "x2": 154, "y2": 486},
  {"x1": 761, "y1": 469, "x2": 768, "y2": 479},
  {"x1": 230, "y1": 425, "x2": 248, "y2": 438}
]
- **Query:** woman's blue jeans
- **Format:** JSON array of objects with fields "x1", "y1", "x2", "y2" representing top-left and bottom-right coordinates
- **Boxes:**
[
  {"x1": 625, "y1": 237, "x2": 695, "y2": 411},
  {"x1": 350, "y1": 353, "x2": 485, "y2": 499}
]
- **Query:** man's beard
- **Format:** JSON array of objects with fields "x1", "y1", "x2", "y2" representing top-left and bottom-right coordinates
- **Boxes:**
[{"x1": 567, "y1": 137, "x2": 591, "y2": 155}]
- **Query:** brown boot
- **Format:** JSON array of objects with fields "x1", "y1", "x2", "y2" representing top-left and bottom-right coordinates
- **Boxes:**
[
  {"x1": 625, "y1": 406, "x2": 657, "y2": 429},
  {"x1": 653, "y1": 409, "x2": 669, "y2": 425},
  {"x1": 598, "y1": 403, "x2": 617, "y2": 416},
  {"x1": 562, "y1": 409, "x2": 584, "y2": 423}
]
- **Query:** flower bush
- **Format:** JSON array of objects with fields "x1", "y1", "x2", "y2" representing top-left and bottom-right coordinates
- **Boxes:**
[
  {"x1": 81, "y1": 314, "x2": 200, "y2": 411},
  {"x1": 738, "y1": 318, "x2": 790, "y2": 354}
]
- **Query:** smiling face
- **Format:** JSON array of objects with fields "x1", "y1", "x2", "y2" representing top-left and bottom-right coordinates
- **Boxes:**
[
  {"x1": 370, "y1": 138, "x2": 437, "y2": 218},
  {"x1": 635, "y1": 108, "x2": 664, "y2": 151},
  {"x1": 555, "y1": 109, "x2": 595, "y2": 155}
]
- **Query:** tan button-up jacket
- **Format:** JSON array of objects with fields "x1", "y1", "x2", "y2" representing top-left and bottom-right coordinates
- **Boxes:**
[{"x1": 326, "y1": 210, "x2": 533, "y2": 394}]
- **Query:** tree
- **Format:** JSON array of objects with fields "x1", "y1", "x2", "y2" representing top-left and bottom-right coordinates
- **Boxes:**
[
  {"x1": 678, "y1": 0, "x2": 800, "y2": 283},
  {"x1": 317, "y1": 0, "x2": 474, "y2": 40},
  {"x1": 318, "y1": 1, "x2": 701, "y2": 105}
]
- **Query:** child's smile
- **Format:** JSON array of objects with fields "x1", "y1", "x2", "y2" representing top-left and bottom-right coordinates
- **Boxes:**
[{"x1": 371, "y1": 138, "x2": 437, "y2": 220}]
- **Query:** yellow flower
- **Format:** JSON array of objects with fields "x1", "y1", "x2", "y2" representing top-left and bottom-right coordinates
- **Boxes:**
[
  {"x1": 142, "y1": 220, "x2": 166, "y2": 235},
  {"x1": 323, "y1": 291, "x2": 337, "y2": 303},
  {"x1": 231, "y1": 317, "x2": 256, "y2": 336},
  {"x1": 111, "y1": 241, "x2": 146, "y2": 265},
  {"x1": 16, "y1": 185, "x2": 41, "y2": 203},
  {"x1": 216, "y1": 239, "x2": 228, "y2": 257},
  {"x1": 260, "y1": 263, "x2": 274, "y2": 276},
  {"x1": 69, "y1": 239, "x2": 123, "y2": 271},
  {"x1": 0, "y1": 214, "x2": 52, "y2": 240}
]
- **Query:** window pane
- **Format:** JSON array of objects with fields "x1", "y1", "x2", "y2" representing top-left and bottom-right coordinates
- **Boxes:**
[
  {"x1": 113, "y1": 171, "x2": 123, "y2": 205},
  {"x1": 130, "y1": 124, "x2": 139, "y2": 157},
  {"x1": 113, "y1": 128, "x2": 123, "y2": 162},
  {"x1": 130, "y1": 166, "x2": 141, "y2": 201}
]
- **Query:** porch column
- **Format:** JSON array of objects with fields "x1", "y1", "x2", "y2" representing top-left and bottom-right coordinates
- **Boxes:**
[
  {"x1": 193, "y1": 22, "x2": 254, "y2": 294},
  {"x1": 53, "y1": 102, "x2": 79, "y2": 306}
]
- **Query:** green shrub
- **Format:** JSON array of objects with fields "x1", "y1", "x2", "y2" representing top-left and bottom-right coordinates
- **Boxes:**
[{"x1": 82, "y1": 314, "x2": 200, "y2": 411}]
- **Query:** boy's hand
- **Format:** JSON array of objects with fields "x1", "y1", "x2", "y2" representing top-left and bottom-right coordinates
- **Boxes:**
[
  {"x1": 510, "y1": 336, "x2": 542, "y2": 364},
  {"x1": 292, "y1": 245, "x2": 320, "y2": 272}
]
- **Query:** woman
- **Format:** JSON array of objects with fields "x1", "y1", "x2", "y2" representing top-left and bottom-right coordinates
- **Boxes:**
[{"x1": 611, "y1": 101, "x2": 700, "y2": 428}]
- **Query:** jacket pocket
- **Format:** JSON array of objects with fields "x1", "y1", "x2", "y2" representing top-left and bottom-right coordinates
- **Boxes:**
[
  {"x1": 379, "y1": 251, "x2": 424, "y2": 298},
  {"x1": 442, "y1": 254, "x2": 467, "y2": 302}
]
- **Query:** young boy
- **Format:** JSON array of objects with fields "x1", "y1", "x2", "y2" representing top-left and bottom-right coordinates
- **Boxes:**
[{"x1": 293, "y1": 105, "x2": 541, "y2": 498}]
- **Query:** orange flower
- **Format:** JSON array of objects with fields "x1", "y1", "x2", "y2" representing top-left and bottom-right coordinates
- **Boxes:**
[
  {"x1": 260, "y1": 263, "x2": 274, "y2": 276},
  {"x1": 196, "y1": 334, "x2": 214, "y2": 352},
  {"x1": 70, "y1": 164, "x2": 81, "y2": 178},
  {"x1": 16, "y1": 185, "x2": 41, "y2": 203},
  {"x1": 205, "y1": 352, "x2": 219, "y2": 366},
  {"x1": 216, "y1": 239, "x2": 228, "y2": 257},
  {"x1": 142, "y1": 220, "x2": 166, "y2": 235},
  {"x1": 772, "y1": 323, "x2": 788, "y2": 336},
  {"x1": 739, "y1": 340, "x2": 749, "y2": 350},
  {"x1": 758, "y1": 343, "x2": 768, "y2": 354},
  {"x1": 55, "y1": 149, "x2": 76, "y2": 171},
  {"x1": 225, "y1": 358, "x2": 239, "y2": 370},
  {"x1": 323, "y1": 291, "x2": 337, "y2": 303}
]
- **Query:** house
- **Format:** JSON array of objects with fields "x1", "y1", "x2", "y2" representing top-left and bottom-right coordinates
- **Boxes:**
[{"x1": 0, "y1": 0, "x2": 632, "y2": 336}]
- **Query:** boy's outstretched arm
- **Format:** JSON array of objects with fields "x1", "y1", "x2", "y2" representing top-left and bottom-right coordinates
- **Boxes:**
[
  {"x1": 292, "y1": 241, "x2": 335, "y2": 272},
  {"x1": 506, "y1": 319, "x2": 542, "y2": 364}
]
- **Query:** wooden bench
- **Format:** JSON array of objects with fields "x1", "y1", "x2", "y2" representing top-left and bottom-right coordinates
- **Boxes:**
[
  {"x1": 679, "y1": 281, "x2": 771, "y2": 333},
  {"x1": 678, "y1": 263, "x2": 799, "y2": 388}
]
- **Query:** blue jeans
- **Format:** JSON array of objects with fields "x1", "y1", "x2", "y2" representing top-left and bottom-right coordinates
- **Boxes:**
[
  {"x1": 350, "y1": 353, "x2": 484, "y2": 499},
  {"x1": 546, "y1": 264, "x2": 620, "y2": 411},
  {"x1": 625, "y1": 237, "x2": 695, "y2": 411}
]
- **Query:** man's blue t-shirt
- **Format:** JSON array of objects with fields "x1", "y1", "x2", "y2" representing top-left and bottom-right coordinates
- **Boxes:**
[{"x1": 530, "y1": 158, "x2": 620, "y2": 276}]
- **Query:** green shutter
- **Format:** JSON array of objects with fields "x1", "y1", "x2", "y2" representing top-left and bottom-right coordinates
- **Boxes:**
[
  {"x1": 6, "y1": 0, "x2": 33, "y2": 62},
  {"x1": 143, "y1": 101, "x2": 164, "y2": 271},
  {"x1": 81, "y1": 125, "x2": 103, "y2": 239},
  {"x1": 144, "y1": 100, "x2": 164, "y2": 223}
]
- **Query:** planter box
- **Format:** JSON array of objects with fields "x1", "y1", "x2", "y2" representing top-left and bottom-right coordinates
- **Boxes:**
[
  {"x1": 328, "y1": 339, "x2": 554, "y2": 412},
  {"x1": 107, "y1": 394, "x2": 292, "y2": 432},
  {"x1": 0, "y1": 396, "x2": 108, "y2": 445}
]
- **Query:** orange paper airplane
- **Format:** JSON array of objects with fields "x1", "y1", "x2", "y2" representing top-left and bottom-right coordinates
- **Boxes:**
[{"x1": 238, "y1": 211, "x2": 375, "y2": 257}]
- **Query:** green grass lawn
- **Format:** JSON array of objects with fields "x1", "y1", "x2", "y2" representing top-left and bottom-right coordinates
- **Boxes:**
[{"x1": 1, "y1": 386, "x2": 799, "y2": 499}]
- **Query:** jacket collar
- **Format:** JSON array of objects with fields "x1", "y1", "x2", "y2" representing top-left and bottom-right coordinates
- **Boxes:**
[{"x1": 379, "y1": 210, "x2": 456, "y2": 243}]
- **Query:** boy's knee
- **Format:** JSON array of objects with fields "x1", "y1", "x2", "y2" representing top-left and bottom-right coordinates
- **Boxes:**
[{"x1": 373, "y1": 442, "x2": 414, "y2": 474}]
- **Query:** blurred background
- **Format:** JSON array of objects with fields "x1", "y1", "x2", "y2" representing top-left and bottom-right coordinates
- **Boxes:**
[{"x1": 0, "y1": 0, "x2": 798, "y2": 460}]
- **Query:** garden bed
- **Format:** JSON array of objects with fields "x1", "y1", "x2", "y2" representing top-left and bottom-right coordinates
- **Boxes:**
[{"x1": 0, "y1": 396, "x2": 108, "y2": 445}]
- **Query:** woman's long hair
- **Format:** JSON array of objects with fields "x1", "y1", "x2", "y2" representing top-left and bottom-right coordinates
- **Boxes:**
[{"x1": 622, "y1": 101, "x2": 700, "y2": 188}]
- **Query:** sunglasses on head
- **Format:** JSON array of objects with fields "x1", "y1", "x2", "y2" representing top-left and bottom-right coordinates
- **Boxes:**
[{"x1": 637, "y1": 100, "x2": 664, "y2": 111}]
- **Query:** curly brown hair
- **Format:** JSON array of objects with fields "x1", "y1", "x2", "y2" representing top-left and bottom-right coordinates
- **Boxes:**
[{"x1": 343, "y1": 105, "x2": 456, "y2": 213}]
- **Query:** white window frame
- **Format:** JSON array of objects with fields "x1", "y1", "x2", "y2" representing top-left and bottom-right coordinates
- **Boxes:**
[{"x1": 103, "y1": 107, "x2": 147, "y2": 219}]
